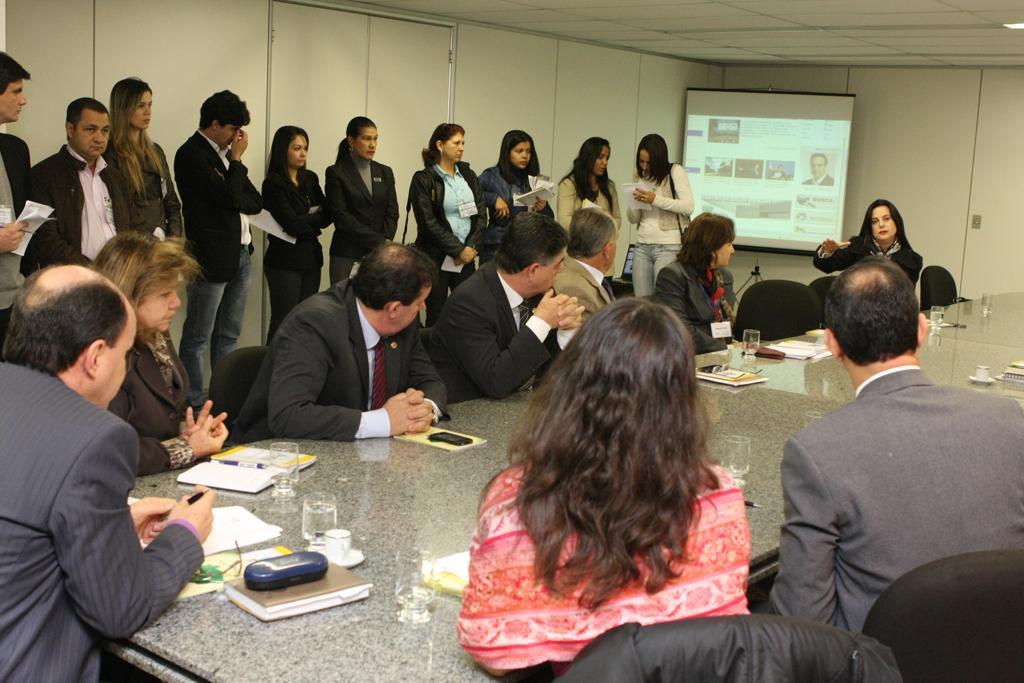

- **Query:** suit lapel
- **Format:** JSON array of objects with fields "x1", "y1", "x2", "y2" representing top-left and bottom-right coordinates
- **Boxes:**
[
  {"x1": 369, "y1": 160, "x2": 386, "y2": 204},
  {"x1": 132, "y1": 343, "x2": 179, "y2": 411},
  {"x1": 483, "y1": 264, "x2": 518, "y2": 340},
  {"x1": 344, "y1": 285, "x2": 371, "y2": 402},
  {"x1": 193, "y1": 132, "x2": 226, "y2": 175},
  {"x1": 341, "y1": 155, "x2": 372, "y2": 203},
  {"x1": 569, "y1": 258, "x2": 609, "y2": 303}
]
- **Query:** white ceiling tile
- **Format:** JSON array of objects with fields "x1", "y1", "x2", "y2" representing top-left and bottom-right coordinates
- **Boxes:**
[
  {"x1": 624, "y1": 15, "x2": 803, "y2": 31},
  {"x1": 560, "y1": 3, "x2": 752, "y2": 21},
  {"x1": 450, "y1": 9, "x2": 582, "y2": 22},
  {"x1": 938, "y1": 0, "x2": 1024, "y2": 10},
  {"x1": 755, "y1": 45, "x2": 904, "y2": 55},
  {"x1": 520, "y1": 0, "x2": 699, "y2": 7},
  {"x1": 778, "y1": 11, "x2": 991, "y2": 28},
  {"x1": 913, "y1": 44, "x2": 1024, "y2": 53},
  {"x1": 791, "y1": 55, "x2": 947, "y2": 64},
  {"x1": 368, "y1": 0, "x2": 525, "y2": 12},
  {"x1": 835, "y1": 27, "x2": 1010, "y2": 37},
  {"x1": 885, "y1": 34, "x2": 1024, "y2": 45},
  {"x1": 682, "y1": 31, "x2": 872, "y2": 47},
  {"x1": 727, "y1": 0, "x2": 952, "y2": 13},
  {"x1": 975, "y1": 11, "x2": 1024, "y2": 23}
]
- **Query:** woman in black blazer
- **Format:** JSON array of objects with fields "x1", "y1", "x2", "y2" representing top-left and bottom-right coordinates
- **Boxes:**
[
  {"x1": 324, "y1": 116, "x2": 399, "y2": 283},
  {"x1": 813, "y1": 198, "x2": 923, "y2": 284},
  {"x1": 409, "y1": 122, "x2": 486, "y2": 326},
  {"x1": 262, "y1": 125, "x2": 331, "y2": 341}
]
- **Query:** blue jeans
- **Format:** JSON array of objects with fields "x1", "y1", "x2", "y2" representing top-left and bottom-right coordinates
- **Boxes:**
[
  {"x1": 632, "y1": 243, "x2": 680, "y2": 298},
  {"x1": 179, "y1": 247, "x2": 251, "y2": 407}
]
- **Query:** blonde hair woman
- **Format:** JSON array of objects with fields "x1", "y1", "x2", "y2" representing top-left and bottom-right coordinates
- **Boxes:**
[{"x1": 94, "y1": 232, "x2": 227, "y2": 475}]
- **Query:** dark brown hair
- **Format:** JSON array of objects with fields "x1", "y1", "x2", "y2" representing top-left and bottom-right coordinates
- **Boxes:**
[
  {"x1": 421, "y1": 122, "x2": 465, "y2": 167},
  {"x1": 509, "y1": 298, "x2": 719, "y2": 608},
  {"x1": 677, "y1": 212, "x2": 735, "y2": 270}
]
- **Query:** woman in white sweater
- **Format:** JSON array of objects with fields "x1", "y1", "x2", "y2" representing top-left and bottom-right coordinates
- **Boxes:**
[{"x1": 627, "y1": 134, "x2": 694, "y2": 298}]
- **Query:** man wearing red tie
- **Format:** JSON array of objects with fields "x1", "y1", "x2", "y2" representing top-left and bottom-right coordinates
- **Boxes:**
[{"x1": 234, "y1": 243, "x2": 446, "y2": 442}]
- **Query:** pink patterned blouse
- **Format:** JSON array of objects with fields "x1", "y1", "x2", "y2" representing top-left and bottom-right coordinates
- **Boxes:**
[{"x1": 458, "y1": 465, "x2": 751, "y2": 672}]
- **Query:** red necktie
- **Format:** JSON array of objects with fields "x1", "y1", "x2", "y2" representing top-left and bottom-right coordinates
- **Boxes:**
[{"x1": 371, "y1": 339, "x2": 387, "y2": 410}]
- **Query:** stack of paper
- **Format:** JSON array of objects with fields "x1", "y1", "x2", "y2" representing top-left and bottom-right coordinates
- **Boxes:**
[
  {"x1": 429, "y1": 551, "x2": 470, "y2": 596},
  {"x1": 696, "y1": 368, "x2": 767, "y2": 387},
  {"x1": 225, "y1": 563, "x2": 372, "y2": 621},
  {"x1": 178, "y1": 447, "x2": 316, "y2": 493},
  {"x1": 513, "y1": 175, "x2": 556, "y2": 208},
  {"x1": 765, "y1": 340, "x2": 832, "y2": 360},
  {"x1": 11, "y1": 201, "x2": 55, "y2": 257},
  {"x1": 202, "y1": 506, "x2": 283, "y2": 555}
]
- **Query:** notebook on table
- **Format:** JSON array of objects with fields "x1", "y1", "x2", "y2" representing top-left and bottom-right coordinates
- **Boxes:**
[{"x1": 224, "y1": 564, "x2": 372, "y2": 621}]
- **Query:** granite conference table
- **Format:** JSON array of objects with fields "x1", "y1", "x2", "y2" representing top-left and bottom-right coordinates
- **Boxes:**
[{"x1": 117, "y1": 311, "x2": 1024, "y2": 682}]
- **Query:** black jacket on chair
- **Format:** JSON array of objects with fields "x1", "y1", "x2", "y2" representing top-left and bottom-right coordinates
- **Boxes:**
[
  {"x1": 562, "y1": 616, "x2": 902, "y2": 683},
  {"x1": 174, "y1": 132, "x2": 262, "y2": 283},
  {"x1": 409, "y1": 161, "x2": 485, "y2": 262},
  {"x1": 324, "y1": 154, "x2": 398, "y2": 259},
  {"x1": 262, "y1": 171, "x2": 330, "y2": 272}
]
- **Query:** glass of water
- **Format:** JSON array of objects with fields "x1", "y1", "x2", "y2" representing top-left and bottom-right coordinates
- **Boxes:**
[
  {"x1": 742, "y1": 329, "x2": 761, "y2": 358},
  {"x1": 302, "y1": 492, "x2": 338, "y2": 552},
  {"x1": 929, "y1": 306, "x2": 944, "y2": 327},
  {"x1": 981, "y1": 293, "x2": 992, "y2": 317},
  {"x1": 269, "y1": 442, "x2": 300, "y2": 498},
  {"x1": 395, "y1": 548, "x2": 436, "y2": 624},
  {"x1": 722, "y1": 435, "x2": 751, "y2": 487}
]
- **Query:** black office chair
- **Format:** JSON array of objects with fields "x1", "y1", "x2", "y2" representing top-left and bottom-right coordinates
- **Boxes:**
[
  {"x1": 207, "y1": 345, "x2": 268, "y2": 432},
  {"x1": 808, "y1": 276, "x2": 836, "y2": 326},
  {"x1": 734, "y1": 280, "x2": 822, "y2": 341},
  {"x1": 862, "y1": 549, "x2": 1024, "y2": 683},
  {"x1": 561, "y1": 615, "x2": 901, "y2": 682},
  {"x1": 919, "y1": 265, "x2": 965, "y2": 310}
]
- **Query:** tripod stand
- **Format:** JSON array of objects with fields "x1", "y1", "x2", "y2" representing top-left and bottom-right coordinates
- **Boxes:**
[{"x1": 736, "y1": 256, "x2": 763, "y2": 295}]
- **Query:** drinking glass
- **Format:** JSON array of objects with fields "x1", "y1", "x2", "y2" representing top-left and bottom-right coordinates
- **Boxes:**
[
  {"x1": 395, "y1": 549, "x2": 436, "y2": 624},
  {"x1": 722, "y1": 435, "x2": 751, "y2": 487},
  {"x1": 302, "y1": 492, "x2": 338, "y2": 552},
  {"x1": 269, "y1": 442, "x2": 300, "y2": 498},
  {"x1": 981, "y1": 293, "x2": 992, "y2": 317},
  {"x1": 929, "y1": 306, "x2": 944, "y2": 327},
  {"x1": 743, "y1": 329, "x2": 760, "y2": 358}
]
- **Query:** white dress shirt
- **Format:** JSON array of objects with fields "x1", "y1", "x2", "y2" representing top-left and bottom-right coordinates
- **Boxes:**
[
  {"x1": 66, "y1": 146, "x2": 116, "y2": 260},
  {"x1": 855, "y1": 365, "x2": 920, "y2": 397},
  {"x1": 495, "y1": 270, "x2": 575, "y2": 348}
]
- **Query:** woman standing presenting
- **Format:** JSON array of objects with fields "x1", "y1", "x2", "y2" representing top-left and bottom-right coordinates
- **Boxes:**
[
  {"x1": 652, "y1": 213, "x2": 737, "y2": 354},
  {"x1": 458, "y1": 298, "x2": 749, "y2": 675},
  {"x1": 262, "y1": 125, "x2": 331, "y2": 341},
  {"x1": 324, "y1": 116, "x2": 398, "y2": 283},
  {"x1": 556, "y1": 137, "x2": 621, "y2": 230},
  {"x1": 477, "y1": 130, "x2": 553, "y2": 264},
  {"x1": 410, "y1": 123, "x2": 485, "y2": 326},
  {"x1": 107, "y1": 77, "x2": 182, "y2": 240},
  {"x1": 813, "y1": 198, "x2": 922, "y2": 284},
  {"x1": 627, "y1": 133, "x2": 694, "y2": 297},
  {"x1": 95, "y1": 232, "x2": 228, "y2": 475}
]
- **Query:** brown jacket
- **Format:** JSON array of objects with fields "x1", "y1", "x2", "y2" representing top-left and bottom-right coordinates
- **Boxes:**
[
  {"x1": 105, "y1": 142, "x2": 183, "y2": 238},
  {"x1": 24, "y1": 146, "x2": 145, "y2": 271},
  {"x1": 108, "y1": 338, "x2": 189, "y2": 475}
]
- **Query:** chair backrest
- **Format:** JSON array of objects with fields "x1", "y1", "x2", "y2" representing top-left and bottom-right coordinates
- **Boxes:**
[
  {"x1": 918, "y1": 265, "x2": 957, "y2": 310},
  {"x1": 808, "y1": 275, "x2": 837, "y2": 325},
  {"x1": 862, "y1": 549, "x2": 1024, "y2": 683},
  {"x1": 561, "y1": 615, "x2": 901, "y2": 683},
  {"x1": 734, "y1": 280, "x2": 822, "y2": 341},
  {"x1": 207, "y1": 345, "x2": 268, "y2": 432}
]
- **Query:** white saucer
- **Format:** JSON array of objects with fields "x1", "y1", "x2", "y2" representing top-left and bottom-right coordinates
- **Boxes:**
[
  {"x1": 331, "y1": 549, "x2": 365, "y2": 568},
  {"x1": 969, "y1": 375, "x2": 994, "y2": 385}
]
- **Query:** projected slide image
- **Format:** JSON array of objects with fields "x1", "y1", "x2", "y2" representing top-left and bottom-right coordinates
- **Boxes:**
[
  {"x1": 735, "y1": 159, "x2": 764, "y2": 179},
  {"x1": 766, "y1": 160, "x2": 794, "y2": 181},
  {"x1": 702, "y1": 194, "x2": 792, "y2": 221},
  {"x1": 708, "y1": 118, "x2": 740, "y2": 143},
  {"x1": 704, "y1": 157, "x2": 734, "y2": 177}
]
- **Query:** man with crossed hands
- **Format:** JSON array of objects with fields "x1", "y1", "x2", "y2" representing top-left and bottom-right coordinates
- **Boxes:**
[{"x1": 430, "y1": 211, "x2": 584, "y2": 403}]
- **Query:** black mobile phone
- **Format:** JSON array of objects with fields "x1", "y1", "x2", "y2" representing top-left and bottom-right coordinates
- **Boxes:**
[{"x1": 427, "y1": 431, "x2": 473, "y2": 446}]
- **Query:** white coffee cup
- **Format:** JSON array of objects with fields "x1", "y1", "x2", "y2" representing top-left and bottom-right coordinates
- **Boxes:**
[
  {"x1": 324, "y1": 528, "x2": 352, "y2": 563},
  {"x1": 975, "y1": 365, "x2": 990, "y2": 382}
]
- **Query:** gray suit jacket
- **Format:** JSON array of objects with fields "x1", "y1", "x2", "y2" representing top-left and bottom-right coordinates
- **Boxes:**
[
  {"x1": 652, "y1": 261, "x2": 736, "y2": 354},
  {"x1": 553, "y1": 257, "x2": 611, "y2": 321},
  {"x1": 234, "y1": 280, "x2": 446, "y2": 441},
  {"x1": 0, "y1": 363, "x2": 203, "y2": 682},
  {"x1": 769, "y1": 368, "x2": 1024, "y2": 632}
]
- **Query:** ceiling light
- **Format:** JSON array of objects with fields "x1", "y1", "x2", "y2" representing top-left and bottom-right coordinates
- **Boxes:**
[{"x1": 1003, "y1": 23, "x2": 1024, "y2": 29}]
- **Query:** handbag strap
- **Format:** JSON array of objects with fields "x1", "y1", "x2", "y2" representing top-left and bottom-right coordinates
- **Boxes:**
[{"x1": 667, "y1": 164, "x2": 685, "y2": 242}]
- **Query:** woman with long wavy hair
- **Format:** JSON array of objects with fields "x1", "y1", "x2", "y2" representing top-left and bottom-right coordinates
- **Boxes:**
[
  {"x1": 458, "y1": 298, "x2": 750, "y2": 675},
  {"x1": 106, "y1": 77, "x2": 182, "y2": 240},
  {"x1": 556, "y1": 136, "x2": 621, "y2": 231}
]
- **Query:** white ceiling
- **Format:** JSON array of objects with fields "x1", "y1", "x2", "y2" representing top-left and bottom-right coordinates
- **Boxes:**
[{"x1": 341, "y1": 0, "x2": 1024, "y2": 66}]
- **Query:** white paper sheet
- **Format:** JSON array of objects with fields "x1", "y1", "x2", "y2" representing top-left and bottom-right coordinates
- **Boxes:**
[
  {"x1": 202, "y1": 506, "x2": 282, "y2": 556},
  {"x1": 248, "y1": 209, "x2": 297, "y2": 244},
  {"x1": 11, "y1": 201, "x2": 55, "y2": 256},
  {"x1": 621, "y1": 183, "x2": 653, "y2": 211},
  {"x1": 441, "y1": 255, "x2": 465, "y2": 273}
]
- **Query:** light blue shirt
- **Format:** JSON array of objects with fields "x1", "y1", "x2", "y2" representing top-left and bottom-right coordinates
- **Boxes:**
[{"x1": 434, "y1": 164, "x2": 473, "y2": 244}]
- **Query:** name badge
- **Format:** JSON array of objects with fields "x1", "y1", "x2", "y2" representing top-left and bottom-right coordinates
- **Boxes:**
[
  {"x1": 458, "y1": 201, "x2": 477, "y2": 219},
  {"x1": 710, "y1": 321, "x2": 732, "y2": 339},
  {"x1": 103, "y1": 196, "x2": 115, "y2": 226},
  {"x1": 0, "y1": 206, "x2": 12, "y2": 225}
]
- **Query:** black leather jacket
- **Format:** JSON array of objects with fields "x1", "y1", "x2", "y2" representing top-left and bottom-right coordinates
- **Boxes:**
[{"x1": 408, "y1": 161, "x2": 485, "y2": 261}]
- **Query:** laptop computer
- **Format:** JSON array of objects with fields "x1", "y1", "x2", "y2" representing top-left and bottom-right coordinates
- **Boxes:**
[{"x1": 619, "y1": 244, "x2": 636, "y2": 281}]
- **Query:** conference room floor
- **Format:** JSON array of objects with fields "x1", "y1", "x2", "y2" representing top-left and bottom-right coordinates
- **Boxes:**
[{"x1": 116, "y1": 295, "x2": 1024, "y2": 682}]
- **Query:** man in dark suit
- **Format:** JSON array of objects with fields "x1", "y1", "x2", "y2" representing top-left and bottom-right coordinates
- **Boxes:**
[
  {"x1": 324, "y1": 122, "x2": 399, "y2": 283},
  {"x1": 429, "y1": 212, "x2": 584, "y2": 403},
  {"x1": 768, "y1": 258, "x2": 1024, "y2": 632},
  {"x1": 25, "y1": 98, "x2": 143, "y2": 271},
  {"x1": 802, "y1": 152, "x2": 834, "y2": 186},
  {"x1": 0, "y1": 52, "x2": 31, "y2": 354},
  {"x1": 235, "y1": 243, "x2": 446, "y2": 442},
  {"x1": 0, "y1": 265, "x2": 214, "y2": 681},
  {"x1": 175, "y1": 91, "x2": 262, "y2": 408}
]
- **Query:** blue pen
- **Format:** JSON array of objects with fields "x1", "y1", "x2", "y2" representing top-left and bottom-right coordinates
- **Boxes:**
[{"x1": 214, "y1": 460, "x2": 268, "y2": 470}]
